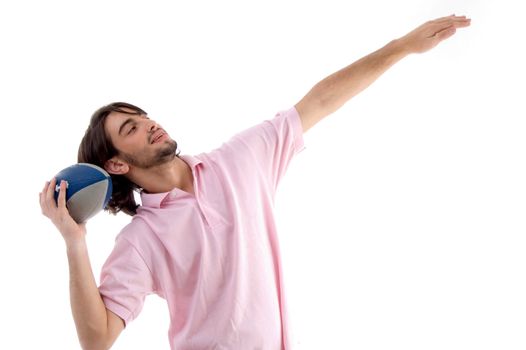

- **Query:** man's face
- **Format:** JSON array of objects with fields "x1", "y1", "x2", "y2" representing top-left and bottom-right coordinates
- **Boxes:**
[{"x1": 104, "y1": 108, "x2": 178, "y2": 169}]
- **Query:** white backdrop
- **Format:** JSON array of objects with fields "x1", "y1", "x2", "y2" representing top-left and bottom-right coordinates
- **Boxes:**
[{"x1": 1, "y1": 0, "x2": 525, "y2": 349}]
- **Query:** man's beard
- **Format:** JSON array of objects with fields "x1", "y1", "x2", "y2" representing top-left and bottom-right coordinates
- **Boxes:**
[{"x1": 120, "y1": 139, "x2": 179, "y2": 169}]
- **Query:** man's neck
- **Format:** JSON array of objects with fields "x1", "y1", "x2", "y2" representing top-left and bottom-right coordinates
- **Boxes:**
[{"x1": 128, "y1": 156, "x2": 194, "y2": 195}]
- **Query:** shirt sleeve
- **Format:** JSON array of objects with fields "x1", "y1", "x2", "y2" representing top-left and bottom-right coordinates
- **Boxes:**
[
  {"x1": 98, "y1": 236, "x2": 156, "y2": 327},
  {"x1": 222, "y1": 106, "x2": 305, "y2": 192}
]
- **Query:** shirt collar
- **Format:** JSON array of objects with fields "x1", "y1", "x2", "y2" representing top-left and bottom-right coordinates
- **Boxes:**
[{"x1": 140, "y1": 154, "x2": 203, "y2": 208}]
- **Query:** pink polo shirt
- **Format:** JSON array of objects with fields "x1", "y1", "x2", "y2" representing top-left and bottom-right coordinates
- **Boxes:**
[{"x1": 98, "y1": 107, "x2": 305, "y2": 349}]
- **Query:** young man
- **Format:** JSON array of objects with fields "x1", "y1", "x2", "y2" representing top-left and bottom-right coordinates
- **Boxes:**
[{"x1": 39, "y1": 15, "x2": 470, "y2": 350}]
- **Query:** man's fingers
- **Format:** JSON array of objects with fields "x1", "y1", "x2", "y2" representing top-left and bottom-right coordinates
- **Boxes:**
[
  {"x1": 430, "y1": 16, "x2": 470, "y2": 31},
  {"x1": 433, "y1": 15, "x2": 468, "y2": 23},
  {"x1": 39, "y1": 181, "x2": 49, "y2": 207},
  {"x1": 46, "y1": 177, "x2": 57, "y2": 207},
  {"x1": 57, "y1": 180, "x2": 67, "y2": 209},
  {"x1": 453, "y1": 19, "x2": 471, "y2": 28},
  {"x1": 41, "y1": 180, "x2": 49, "y2": 194},
  {"x1": 428, "y1": 17, "x2": 470, "y2": 38},
  {"x1": 439, "y1": 17, "x2": 470, "y2": 27},
  {"x1": 434, "y1": 25, "x2": 457, "y2": 41}
]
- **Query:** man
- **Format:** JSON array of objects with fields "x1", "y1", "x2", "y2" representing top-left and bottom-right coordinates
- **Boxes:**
[{"x1": 39, "y1": 15, "x2": 470, "y2": 350}]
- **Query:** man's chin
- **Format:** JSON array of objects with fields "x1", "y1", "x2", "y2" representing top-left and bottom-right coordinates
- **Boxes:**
[
  {"x1": 121, "y1": 140, "x2": 179, "y2": 169},
  {"x1": 148, "y1": 141, "x2": 178, "y2": 167},
  {"x1": 159, "y1": 140, "x2": 178, "y2": 157}
]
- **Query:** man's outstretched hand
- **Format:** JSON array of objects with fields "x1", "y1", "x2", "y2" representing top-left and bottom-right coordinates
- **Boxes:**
[{"x1": 398, "y1": 15, "x2": 471, "y2": 54}]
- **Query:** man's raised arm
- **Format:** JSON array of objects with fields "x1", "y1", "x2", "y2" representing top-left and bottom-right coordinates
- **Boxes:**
[
  {"x1": 295, "y1": 14, "x2": 471, "y2": 133},
  {"x1": 39, "y1": 178, "x2": 124, "y2": 349}
]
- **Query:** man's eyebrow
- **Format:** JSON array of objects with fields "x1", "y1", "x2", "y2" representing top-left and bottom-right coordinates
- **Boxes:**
[{"x1": 118, "y1": 117, "x2": 135, "y2": 136}]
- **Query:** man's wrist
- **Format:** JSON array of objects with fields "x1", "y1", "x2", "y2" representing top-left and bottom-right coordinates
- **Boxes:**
[
  {"x1": 386, "y1": 38, "x2": 412, "y2": 59},
  {"x1": 65, "y1": 236, "x2": 88, "y2": 255}
]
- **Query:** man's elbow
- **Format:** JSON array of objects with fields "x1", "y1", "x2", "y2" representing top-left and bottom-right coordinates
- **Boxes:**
[
  {"x1": 78, "y1": 330, "x2": 112, "y2": 350},
  {"x1": 79, "y1": 309, "x2": 124, "y2": 350},
  {"x1": 80, "y1": 338, "x2": 107, "y2": 350}
]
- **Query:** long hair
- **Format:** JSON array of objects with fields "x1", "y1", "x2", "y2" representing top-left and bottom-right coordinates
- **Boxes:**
[{"x1": 77, "y1": 102, "x2": 146, "y2": 216}]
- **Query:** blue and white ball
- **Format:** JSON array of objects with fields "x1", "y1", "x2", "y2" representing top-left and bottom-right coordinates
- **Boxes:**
[{"x1": 54, "y1": 163, "x2": 112, "y2": 223}]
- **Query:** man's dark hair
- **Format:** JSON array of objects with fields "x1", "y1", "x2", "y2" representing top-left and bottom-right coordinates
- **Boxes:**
[{"x1": 78, "y1": 102, "x2": 147, "y2": 216}]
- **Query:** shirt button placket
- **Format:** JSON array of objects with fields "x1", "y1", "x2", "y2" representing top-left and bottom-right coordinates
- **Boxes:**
[
  {"x1": 197, "y1": 201, "x2": 211, "y2": 227},
  {"x1": 193, "y1": 183, "x2": 211, "y2": 228}
]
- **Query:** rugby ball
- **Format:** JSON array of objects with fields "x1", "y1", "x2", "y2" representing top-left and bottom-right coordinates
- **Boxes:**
[{"x1": 54, "y1": 163, "x2": 112, "y2": 223}]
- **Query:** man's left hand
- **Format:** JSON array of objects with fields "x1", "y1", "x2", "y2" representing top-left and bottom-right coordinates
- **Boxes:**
[{"x1": 398, "y1": 15, "x2": 471, "y2": 54}]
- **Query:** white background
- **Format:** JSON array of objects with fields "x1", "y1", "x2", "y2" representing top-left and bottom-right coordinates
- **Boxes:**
[{"x1": 1, "y1": 0, "x2": 525, "y2": 349}]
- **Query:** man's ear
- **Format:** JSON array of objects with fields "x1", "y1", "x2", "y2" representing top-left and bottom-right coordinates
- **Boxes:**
[{"x1": 104, "y1": 157, "x2": 130, "y2": 175}]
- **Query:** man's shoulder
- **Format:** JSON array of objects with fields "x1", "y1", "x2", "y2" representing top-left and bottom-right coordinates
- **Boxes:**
[{"x1": 115, "y1": 215, "x2": 154, "y2": 245}]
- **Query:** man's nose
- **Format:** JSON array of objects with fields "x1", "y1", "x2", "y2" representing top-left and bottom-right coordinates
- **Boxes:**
[{"x1": 147, "y1": 119, "x2": 159, "y2": 132}]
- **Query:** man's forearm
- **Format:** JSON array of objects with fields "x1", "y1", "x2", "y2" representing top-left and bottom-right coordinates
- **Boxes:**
[
  {"x1": 296, "y1": 39, "x2": 408, "y2": 132},
  {"x1": 311, "y1": 40, "x2": 407, "y2": 114},
  {"x1": 67, "y1": 239, "x2": 109, "y2": 349}
]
